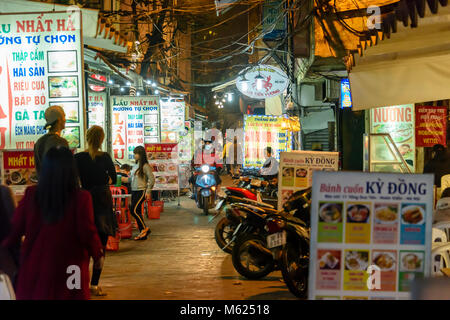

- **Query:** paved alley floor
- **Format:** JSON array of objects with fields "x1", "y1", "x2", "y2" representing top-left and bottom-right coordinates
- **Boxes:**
[{"x1": 94, "y1": 194, "x2": 297, "y2": 300}]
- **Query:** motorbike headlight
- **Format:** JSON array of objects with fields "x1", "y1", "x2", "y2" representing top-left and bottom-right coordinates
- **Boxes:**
[{"x1": 201, "y1": 165, "x2": 210, "y2": 173}]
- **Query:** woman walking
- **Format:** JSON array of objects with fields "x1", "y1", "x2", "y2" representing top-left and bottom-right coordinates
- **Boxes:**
[
  {"x1": 74, "y1": 125, "x2": 117, "y2": 296},
  {"x1": 122, "y1": 146, "x2": 154, "y2": 241},
  {"x1": 1, "y1": 147, "x2": 104, "y2": 299}
]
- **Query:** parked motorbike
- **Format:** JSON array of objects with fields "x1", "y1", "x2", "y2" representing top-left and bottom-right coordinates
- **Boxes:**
[
  {"x1": 193, "y1": 164, "x2": 218, "y2": 215},
  {"x1": 229, "y1": 188, "x2": 311, "y2": 281},
  {"x1": 265, "y1": 189, "x2": 311, "y2": 298}
]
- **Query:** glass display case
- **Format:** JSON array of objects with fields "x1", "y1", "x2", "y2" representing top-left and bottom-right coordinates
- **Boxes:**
[{"x1": 363, "y1": 133, "x2": 411, "y2": 173}]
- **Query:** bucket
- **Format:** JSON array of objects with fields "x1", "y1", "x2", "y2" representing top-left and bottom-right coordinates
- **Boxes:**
[
  {"x1": 118, "y1": 222, "x2": 132, "y2": 239},
  {"x1": 148, "y1": 206, "x2": 161, "y2": 219},
  {"x1": 106, "y1": 232, "x2": 120, "y2": 251},
  {"x1": 153, "y1": 200, "x2": 164, "y2": 212}
]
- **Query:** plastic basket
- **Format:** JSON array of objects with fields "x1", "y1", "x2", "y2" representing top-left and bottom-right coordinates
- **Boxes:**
[
  {"x1": 153, "y1": 200, "x2": 164, "y2": 212},
  {"x1": 106, "y1": 232, "x2": 120, "y2": 251},
  {"x1": 148, "y1": 206, "x2": 161, "y2": 219},
  {"x1": 118, "y1": 222, "x2": 132, "y2": 239}
]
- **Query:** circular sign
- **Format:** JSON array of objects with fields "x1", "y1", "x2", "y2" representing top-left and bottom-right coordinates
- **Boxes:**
[
  {"x1": 236, "y1": 65, "x2": 288, "y2": 99},
  {"x1": 89, "y1": 74, "x2": 106, "y2": 92}
]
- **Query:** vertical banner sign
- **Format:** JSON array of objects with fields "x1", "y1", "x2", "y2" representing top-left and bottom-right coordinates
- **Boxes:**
[
  {"x1": 145, "y1": 143, "x2": 179, "y2": 191},
  {"x1": 370, "y1": 105, "x2": 415, "y2": 172},
  {"x1": 243, "y1": 115, "x2": 292, "y2": 167},
  {"x1": 415, "y1": 106, "x2": 447, "y2": 147},
  {"x1": 278, "y1": 151, "x2": 339, "y2": 210},
  {"x1": 0, "y1": 11, "x2": 85, "y2": 151},
  {"x1": 340, "y1": 78, "x2": 352, "y2": 108},
  {"x1": 160, "y1": 99, "x2": 185, "y2": 143},
  {"x1": 1, "y1": 149, "x2": 37, "y2": 195},
  {"x1": 87, "y1": 90, "x2": 106, "y2": 150},
  {"x1": 309, "y1": 171, "x2": 433, "y2": 300},
  {"x1": 110, "y1": 96, "x2": 159, "y2": 161}
]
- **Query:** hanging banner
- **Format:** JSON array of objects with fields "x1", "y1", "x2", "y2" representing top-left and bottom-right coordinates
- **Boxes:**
[
  {"x1": 145, "y1": 143, "x2": 179, "y2": 191},
  {"x1": 243, "y1": 115, "x2": 292, "y2": 168},
  {"x1": 340, "y1": 78, "x2": 352, "y2": 108},
  {"x1": 309, "y1": 171, "x2": 433, "y2": 300},
  {"x1": 0, "y1": 149, "x2": 37, "y2": 195},
  {"x1": 262, "y1": 0, "x2": 286, "y2": 41},
  {"x1": 278, "y1": 151, "x2": 339, "y2": 210},
  {"x1": 160, "y1": 99, "x2": 185, "y2": 143},
  {"x1": 415, "y1": 106, "x2": 447, "y2": 147},
  {"x1": 0, "y1": 11, "x2": 85, "y2": 151},
  {"x1": 236, "y1": 65, "x2": 288, "y2": 100},
  {"x1": 111, "y1": 96, "x2": 159, "y2": 161},
  {"x1": 370, "y1": 105, "x2": 415, "y2": 172}
]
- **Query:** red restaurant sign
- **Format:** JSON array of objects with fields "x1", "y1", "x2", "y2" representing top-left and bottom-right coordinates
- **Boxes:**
[
  {"x1": 3, "y1": 150, "x2": 35, "y2": 169},
  {"x1": 415, "y1": 106, "x2": 447, "y2": 147}
]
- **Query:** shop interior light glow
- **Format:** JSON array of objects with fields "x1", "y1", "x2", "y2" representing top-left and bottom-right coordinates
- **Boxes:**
[
  {"x1": 108, "y1": 79, "x2": 113, "y2": 84},
  {"x1": 255, "y1": 74, "x2": 264, "y2": 91},
  {"x1": 155, "y1": 89, "x2": 159, "y2": 94},
  {"x1": 152, "y1": 82, "x2": 157, "y2": 87},
  {"x1": 227, "y1": 93, "x2": 233, "y2": 102},
  {"x1": 126, "y1": 81, "x2": 131, "y2": 86},
  {"x1": 120, "y1": 87, "x2": 125, "y2": 92}
]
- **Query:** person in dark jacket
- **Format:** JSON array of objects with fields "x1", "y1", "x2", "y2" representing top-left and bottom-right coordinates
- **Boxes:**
[
  {"x1": 0, "y1": 185, "x2": 17, "y2": 285},
  {"x1": 1, "y1": 147, "x2": 103, "y2": 300},
  {"x1": 74, "y1": 125, "x2": 116, "y2": 297},
  {"x1": 34, "y1": 105, "x2": 69, "y2": 175},
  {"x1": 424, "y1": 144, "x2": 450, "y2": 187}
]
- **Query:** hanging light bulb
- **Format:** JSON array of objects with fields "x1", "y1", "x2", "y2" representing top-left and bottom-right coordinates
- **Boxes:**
[
  {"x1": 240, "y1": 75, "x2": 249, "y2": 91},
  {"x1": 215, "y1": 101, "x2": 219, "y2": 105},
  {"x1": 155, "y1": 89, "x2": 159, "y2": 94},
  {"x1": 227, "y1": 93, "x2": 233, "y2": 102},
  {"x1": 120, "y1": 87, "x2": 125, "y2": 92},
  {"x1": 255, "y1": 74, "x2": 264, "y2": 91},
  {"x1": 152, "y1": 82, "x2": 157, "y2": 87},
  {"x1": 108, "y1": 79, "x2": 114, "y2": 84},
  {"x1": 137, "y1": 91, "x2": 140, "y2": 96},
  {"x1": 126, "y1": 81, "x2": 131, "y2": 86}
]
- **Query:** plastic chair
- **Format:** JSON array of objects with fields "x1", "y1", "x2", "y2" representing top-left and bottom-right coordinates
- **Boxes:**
[
  {"x1": 432, "y1": 243, "x2": 450, "y2": 276},
  {"x1": 433, "y1": 222, "x2": 450, "y2": 242},
  {"x1": 441, "y1": 175, "x2": 450, "y2": 196},
  {"x1": 433, "y1": 227, "x2": 448, "y2": 243}
]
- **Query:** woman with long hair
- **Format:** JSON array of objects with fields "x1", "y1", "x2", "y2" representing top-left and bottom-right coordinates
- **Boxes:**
[
  {"x1": 1, "y1": 147, "x2": 103, "y2": 299},
  {"x1": 122, "y1": 146, "x2": 154, "y2": 240},
  {"x1": 74, "y1": 125, "x2": 117, "y2": 296}
]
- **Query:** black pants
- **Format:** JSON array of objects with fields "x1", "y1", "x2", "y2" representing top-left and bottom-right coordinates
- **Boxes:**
[{"x1": 131, "y1": 190, "x2": 147, "y2": 232}]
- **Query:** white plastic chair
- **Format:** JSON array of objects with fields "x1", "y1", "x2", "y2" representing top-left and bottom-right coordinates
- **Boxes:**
[
  {"x1": 433, "y1": 227, "x2": 448, "y2": 243},
  {"x1": 431, "y1": 243, "x2": 450, "y2": 277},
  {"x1": 441, "y1": 175, "x2": 450, "y2": 196},
  {"x1": 433, "y1": 222, "x2": 450, "y2": 242},
  {"x1": 0, "y1": 273, "x2": 15, "y2": 300}
]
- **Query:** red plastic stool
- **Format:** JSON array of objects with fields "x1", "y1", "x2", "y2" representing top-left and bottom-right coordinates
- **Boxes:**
[
  {"x1": 148, "y1": 206, "x2": 161, "y2": 219},
  {"x1": 106, "y1": 232, "x2": 120, "y2": 251},
  {"x1": 153, "y1": 200, "x2": 164, "y2": 212}
]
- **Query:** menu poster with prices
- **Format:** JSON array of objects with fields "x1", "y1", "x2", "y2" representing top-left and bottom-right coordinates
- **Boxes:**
[
  {"x1": 160, "y1": 99, "x2": 185, "y2": 143},
  {"x1": 145, "y1": 143, "x2": 179, "y2": 191},
  {"x1": 278, "y1": 151, "x2": 339, "y2": 210},
  {"x1": 111, "y1": 96, "x2": 159, "y2": 161},
  {"x1": 308, "y1": 171, "x2": 433, "y2": 300},
  {"x1": 0, "y1": 149, "x2": 36, "y2": 195},
  {"x1": 87, "y1": 90, "x2": 106, "y2": 150},
  {"x1": 0, "y1": 11, "x2": 85, "y2": 151}
]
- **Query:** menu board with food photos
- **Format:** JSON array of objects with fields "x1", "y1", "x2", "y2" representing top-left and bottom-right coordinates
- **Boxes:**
[
  {"x1": 160, "y1": 99, "x2": 185, "y2": 143},
  {"x1": 0, "y1": 11, "x2": 85, "y2": 152},
  {"x1": 0, "y1": 149, "x2": 37, "y2": 195},
  {"x1": 309, "y1": 171, "x2": 433, "y2": 300},
  {"x1": 278, "y1": 151, "x2": 338, "y2": 210},
  {"x1": 145, "y1": 143, "x2": 179, "y2": 191}
]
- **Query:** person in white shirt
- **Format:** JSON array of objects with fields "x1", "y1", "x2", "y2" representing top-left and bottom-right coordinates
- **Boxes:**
[{"x1": 260, "y1": 147, "x2": 279, "y2": 178}]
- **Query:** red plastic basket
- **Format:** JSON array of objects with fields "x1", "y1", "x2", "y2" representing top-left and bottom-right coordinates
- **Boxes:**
[
  {"x1": 106, "y1": 232, "x2": 120, "y2": 251},
  {"x1": 148, "y1": 206, "x2": 161, "y2": 219},
  {"x1": 118, "y1": 222, "x2": 132, "y2": 239},
  {"x1": 153, "y1": 200, "x2": 164, "y2": 212}
]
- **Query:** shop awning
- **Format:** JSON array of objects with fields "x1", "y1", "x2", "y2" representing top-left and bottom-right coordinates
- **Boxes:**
[
  {"x1": 346, "y1": 0, "x2": 450, "y2": 110},
  {"x1": 0, "y1": 0, "x2": 129, "y2": 53}
]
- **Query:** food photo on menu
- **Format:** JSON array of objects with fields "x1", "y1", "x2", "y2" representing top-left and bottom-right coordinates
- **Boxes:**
[
  {"x1": 4, "y1": 168, "x2": 38, "y2": 186},
  {"x1": 61, "y1": 126, "x2": 81, "y2": 149},
  {"x1": 400, "y1": 251, "x2": 424, "y2": 273},
  {"x1": 50, "y1": 101, "x2": 79, "y2": 123},
  {"x1": 401, "y1": 204, "x2": 426, "y2": 225},
  {"x1": 47, "y1": 50, "x2": 77, "y2": 72},
  {"x1": 346, "y1": 203, "x2": 370, "y2": 223},
  {"x1": 372, "y1": 251, "x2": 396, "y2": 272},
  {"x1": 374, "y1": 203, "x2": 399, "y2": 224},
  {"x1": 318, "y1": 251, "x2": 340, "y2": 270},
  {"x1": 319, "y1": 202, "x2": 343, "y2": 223},
  {"x1": 344, "y1": 250, "x2": 369, "y2": 271},
  {"x1": 49, "y1": 76, "x2": 79, "y2": 98}
]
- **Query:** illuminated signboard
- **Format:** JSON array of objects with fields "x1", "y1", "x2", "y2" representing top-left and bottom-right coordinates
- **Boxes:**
[
  {"x1": 340, "y1": 78, "x2": 352, "y2": 108},
  {"x1": 0, "y1": 11, "x2": 85, "y2": 151}
]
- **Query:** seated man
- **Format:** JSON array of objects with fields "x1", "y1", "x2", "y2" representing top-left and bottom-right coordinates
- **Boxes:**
[{"x1": 260, "y1": 147, "x2": 279, "y2": 180}]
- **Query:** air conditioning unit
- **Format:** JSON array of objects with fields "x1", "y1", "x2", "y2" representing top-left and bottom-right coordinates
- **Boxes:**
[{"x1": 322, "y1": 79, "x2": 340, "y2": 103}]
